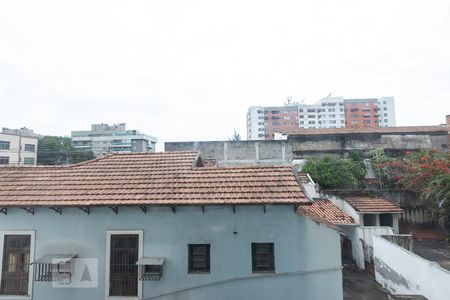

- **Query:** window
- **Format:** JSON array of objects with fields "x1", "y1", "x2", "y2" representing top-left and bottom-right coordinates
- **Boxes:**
[
  {"x1": 24, "y1": 144, "x2": 35, "y2": 152},
  {"x1": 328, "y1": 108, "x2": 335, "y2": 112},
  {"x1": 364, "y1": 120, "x2": 371, "y2": 125},
  {"x1": 188, "y1": 244, "x2": 210, "y2": 273},
  {"x1": 0, "y1": 141, "x2": 10, "y2": 150},
  {"x1": 0, "y1": 231, "x2": 34, "y2": 297},
  {"x1": 384, "y1": 113, "x2": 387, "y2": 117},
  {"x1": 307, "y1": 115, "x2": 315, "y2": 119},
  {"x1": 351, "y1": 114, "x2": 358, "y2": 118},
  {"x1": 23, "y1": 158, "x2": 34, "y2": 165},
  {"x1": 252, "y1": 243, "x2": 274, "y2": 273},
  {"x1": 107, "y1": 231, "x2": 142, "y2": 298},
  {"x1": 329, "y1": 114, "x2": 335, "y2": 118},
  {"x1": 308, "y1": 121, "x2": 315, "y2": 124},
  {"x1": 0, "y1": 157, "x2": 9, "y2": 165}
]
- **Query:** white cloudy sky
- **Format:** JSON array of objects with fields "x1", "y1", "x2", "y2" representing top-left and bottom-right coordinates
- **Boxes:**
[{"x1": 1, "y1": 0, "x2": 449, "y2": 150}]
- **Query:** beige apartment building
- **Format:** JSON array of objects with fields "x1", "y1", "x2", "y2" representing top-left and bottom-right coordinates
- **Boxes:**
[{"x1": 0, "y1": 127, "x2": 39, "y2": 166}]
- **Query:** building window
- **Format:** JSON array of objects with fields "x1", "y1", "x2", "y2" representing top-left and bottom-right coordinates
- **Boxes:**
[
  {"x1": 252, "y1": 243, "x2": 274, "y2": 273},
  {"x1": 364, "y1": 120, "x2": 371, "y2": 125},
  {"x1": 0, "y1": 232, "x2": 34, "y2": 297},
  {"x1": 24, "y1": 144, "x2": 35, "y2": 152},
  {"x1": 329, "y1": 114, "x2": 336, "y2": 118},
  {"x1": 0, "y1": 157, "x2": 9, "y2": 165},
  {"x1": 308, "y1": 121, "x2": 315, "y2": 124},
  {"x1": 23, "y1": 157, "x2": 35, "y2": 165},
  {"x1": 107, "y1": 232, "x2": 142, "y2": 297},
  {"x1": 188, "y1": 244, "x2": 210, "y2": 273},
  {"x1": 0, "y1": 141, "x2": 10, "y2": 150}
]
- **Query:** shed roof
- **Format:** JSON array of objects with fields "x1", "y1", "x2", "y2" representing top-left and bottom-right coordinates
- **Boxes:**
[
  {"x1": 343, "y1": 196, "x2": 403, "y2": 213},
  {"x1": 297, "y1": 199, "x2": 355, "y2": 225},
  {"x1": 0, "y1": 151, "x2": 308, "y2": 207}
]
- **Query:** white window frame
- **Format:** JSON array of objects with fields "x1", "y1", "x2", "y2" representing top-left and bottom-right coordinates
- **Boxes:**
[
  {"x1": 105, "y1": 230, "x2": 143, "y2": 300},
  {"x1": 0, "y1": 231, "x2": 35, "y2": 300}
]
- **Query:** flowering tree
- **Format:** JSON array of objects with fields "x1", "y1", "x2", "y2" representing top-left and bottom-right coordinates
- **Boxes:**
[{"x1": 374, "y1": 149, "x2": 450, "y2": 216}]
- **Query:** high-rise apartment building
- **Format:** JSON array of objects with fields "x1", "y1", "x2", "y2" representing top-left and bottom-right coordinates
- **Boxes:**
[
  {"x1": 247, "y1": 96, "x2": 396, "y2": 140},
  {"x1": 344, "y1": 97, "x2": 396, "y2": 128},
  {"x1": 71, "y1": 123, "x2": 157, "y2": 156},
  {"x1": 0, "y1": 127, "x2": 39, "y2": 166}
]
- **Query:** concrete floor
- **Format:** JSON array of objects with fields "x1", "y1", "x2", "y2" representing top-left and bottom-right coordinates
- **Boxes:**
[
  {"x1": 413, "y1": 240, "x2": 450, "y2": 271},
  {"x1": 343, "y1": 268, "x2": 390, "y2": 300}
]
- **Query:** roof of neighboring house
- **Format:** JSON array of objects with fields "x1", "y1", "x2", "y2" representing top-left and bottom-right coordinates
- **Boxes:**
[
  {"x1": 0, "y1": 151, "x2": 308, "y2": 207},
  {"x1": 343, "y1": 196, "x2": 403, "y2": 213},
  {"x1": 281, "y1": 126, "x2": 447, "y2": 136},
  {"x1": 297, "y1": 199, "x2": 355, "y2": 225}
]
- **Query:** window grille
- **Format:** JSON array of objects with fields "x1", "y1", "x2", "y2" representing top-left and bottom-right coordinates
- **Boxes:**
[
  {"x1": 109, "y1": 234, "x2": 138, "y2": 296},
  {"x1": 0, "y1": 235, "x2": 30, "y2": 295},
  {"x1": 188, "y1": 244, "x2": 210, "y2": 273},
  {"x1": 31, "y1": 254, "x2": 76, "y2": 283},
  {"x1": 252, "y1": 243, "x2": 275, "y2": 273}
]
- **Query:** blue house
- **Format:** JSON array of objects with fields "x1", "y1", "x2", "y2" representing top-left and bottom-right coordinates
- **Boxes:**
[{"x1": 0, "y1": 151, "x2": 343, "y2": 300}]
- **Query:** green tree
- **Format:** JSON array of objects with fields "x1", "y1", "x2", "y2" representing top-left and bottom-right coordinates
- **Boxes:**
[
  {"x1": 302, "y1": 156, "x2": 366, "y2": 189},
  {"x1": 37, "y1": 136, "x2": 95, "y2": 165},
  {"x1": 230, "y1": 130, "x2": 241, "y2": 141}
]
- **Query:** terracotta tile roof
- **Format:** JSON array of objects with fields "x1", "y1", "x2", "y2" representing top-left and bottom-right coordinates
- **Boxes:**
[
  {"x1": 297, "y1": 199, "x2": 355, "y2": 225},
  {"x1": 343, "y1": 196, "x2": 403, "y2": 213},
  {"x1": 0, "y1": 151, "x2": 307, "y2": 207},
  {"x1": 281, "y1": 126, "x2": 447, "y2": 136}
]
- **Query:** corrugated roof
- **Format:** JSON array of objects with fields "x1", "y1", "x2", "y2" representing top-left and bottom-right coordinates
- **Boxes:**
[
  {"x1": 297, "y1": 199, "x2": 355, "y2": 225},
  {"x1": 281, "y1": 126, "x2": 447, "y2": 136},
  {"x1": 343, "y1": 196, "x2": 403, "y2": 213},
  {"x1": 0, "y1": 151, "x2": 308, "y2": 207}
]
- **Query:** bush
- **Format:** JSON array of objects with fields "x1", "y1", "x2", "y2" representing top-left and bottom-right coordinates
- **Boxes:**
[{"x1": 302, "y1": 155, "x2": 366, "y2": 189}]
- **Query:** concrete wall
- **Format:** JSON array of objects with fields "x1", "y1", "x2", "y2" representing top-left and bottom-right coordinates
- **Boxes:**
[
  {"x1": 373, "y1": 235, "x2": 450, "y2": 300},
  {"x1": 290, "y1": 132, "x2": 448, "y2": 158},
  {"x1": 337, "y1": 226, "x2": 393, "y2": 270},
  {"x1": 165, "y1": 141, "x2": 293, "y2": 166},
  {"x1": 0, "y1": 205, "x2": 343, "y2": 300}
]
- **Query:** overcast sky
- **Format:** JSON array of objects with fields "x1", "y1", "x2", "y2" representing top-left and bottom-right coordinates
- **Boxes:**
[{"x1": 1, "y1": 0, "x2": 449, "y2": 150}]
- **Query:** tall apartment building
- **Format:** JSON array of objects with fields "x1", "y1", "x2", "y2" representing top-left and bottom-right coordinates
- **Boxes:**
[
  {"x1": 344, "y1": 97, "x2": 396, "y2": 128},
  {"x1": 247, "y1": 96, "x2": 396, "y2": 140},
  {"x1": 0, "y1": 127, "x2": 39, "y2": 166},
  {"x1": 71, "y1": 123, "x2": 157, "y2": 156}
]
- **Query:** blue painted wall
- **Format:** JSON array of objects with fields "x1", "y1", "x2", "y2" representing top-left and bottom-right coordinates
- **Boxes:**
[{"x1": 0, "y1": 205, "x2": 343, "y2": 300}]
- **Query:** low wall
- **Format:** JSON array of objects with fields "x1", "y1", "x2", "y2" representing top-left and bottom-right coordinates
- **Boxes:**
[
  {"x1": 373, "y1": 235, "x2": 450, "y2": 300},
  {"x1": 165, "y1": 140, "x2": 292, "y2": 166}
]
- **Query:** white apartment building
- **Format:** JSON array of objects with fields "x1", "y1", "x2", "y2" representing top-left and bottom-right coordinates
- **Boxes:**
[
  {"x1": 377, "y1": 97, "x2": 396, "y2": 127},
  {"x1": 71, "y1": 123, "x2": 157, "y2": 156},
  {"x1": 298, "y1": 97, "x2": 346, "y2": 129},
  {"x1": 247, "y1": 96, "x2": 396, "y2": 140},
  {"x1": 0, "y1": 127, "x2": 39, "y2": 166},
  {"x1": 246, "y1": 106, "x2": 266, "y2": 140}
]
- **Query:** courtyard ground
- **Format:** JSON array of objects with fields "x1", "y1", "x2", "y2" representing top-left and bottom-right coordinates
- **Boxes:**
[{"x1": 343, "y1": 267, "x2": 390, "y2": 300}]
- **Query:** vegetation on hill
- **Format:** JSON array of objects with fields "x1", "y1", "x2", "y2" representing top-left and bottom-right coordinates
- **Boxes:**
[{"x1": 37, "y1": 136, "x2": 95, "y2": 165}]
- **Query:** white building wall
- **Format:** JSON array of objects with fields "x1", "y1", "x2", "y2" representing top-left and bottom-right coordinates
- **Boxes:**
[
  {"x1": 377, "y1": 97, "x2": 396, "y2": 127},
  {"x1": 246, "y1": 106, "x2": 265, "y2": 140},
  {"x1": 373, "y1": 235, "x2": 450, "y2": 299},
  {"x1": 0, "y1": 133, "x2": 38, "y2": 166},
  {"x1": 298, "y1": 97, "x2": 345, "y2": 129}
]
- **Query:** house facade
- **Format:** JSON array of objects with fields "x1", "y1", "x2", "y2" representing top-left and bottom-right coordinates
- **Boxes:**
[
  {"x1": 0, "y1": 128, "x2": 38, "y2": 166},
  {"x1": 0, "y1": 152, "x2": 343, "y2": 300}
]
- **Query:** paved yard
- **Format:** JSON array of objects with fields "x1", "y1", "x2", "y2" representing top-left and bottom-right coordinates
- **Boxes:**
[
  {"x1": 413, "y1": 240, "x2": 450, "y2": 271},
  {"x1": 343, "y1": 268, "x2": 390, "y2": 300}
]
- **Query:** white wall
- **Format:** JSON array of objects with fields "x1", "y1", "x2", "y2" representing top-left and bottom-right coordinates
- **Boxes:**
[
  {"x1": 373, "y1": 235, "x2": 450, "y2": 300},
  {"x1": 0, "y1": 133, "x2": 38, "y2": 166}
]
